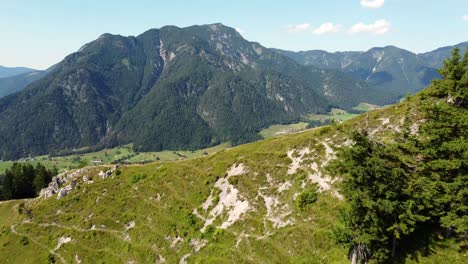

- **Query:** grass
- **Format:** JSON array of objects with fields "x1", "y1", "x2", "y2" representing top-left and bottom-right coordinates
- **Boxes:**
[
  {"x1": 307, "y1": 112, "x2": 358, "y2": 123},
  {"x1": 259, "y1": 122, "x2": 309, "y2": 139},
  {"x1": 352, "y1": 102, "x2": 381, "y2": 112},
  {"x1": 0, "y1": 143, "x2": 230, "y2": 174},
  {"x1": 126, "y1": 143, "x2": 231, "y2": 163},
  {"x1": 259, "y1": 107, "x2": 367, "y2": 139},
  {"x1": 0, "y1": 126, "x2": 350, "y2": 263}
]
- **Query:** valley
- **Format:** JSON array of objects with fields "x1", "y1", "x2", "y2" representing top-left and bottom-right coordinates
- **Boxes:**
[{"x1": 0, "y1": 102, "x2": 370, "y2": 174}]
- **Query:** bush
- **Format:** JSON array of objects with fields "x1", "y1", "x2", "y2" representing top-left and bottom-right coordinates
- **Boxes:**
[
  {"x1": 296, "y1": 187, "x2": 319, "y2": 210},
  {"x1": 228, "y1": 176, "x2": 239, "y2": 185},
  {"x1": 213, "y1": 228, "x2": 224, "y2": 241},
  {"x1": 20, "y1": 236, "x2": 29, "y2": 246},
  {"x1": 131, "y1": 173, "x2": 147, "y2": 184},
  {"x1": 47, "y1": 253, "x2": 56, "y2": 263}
]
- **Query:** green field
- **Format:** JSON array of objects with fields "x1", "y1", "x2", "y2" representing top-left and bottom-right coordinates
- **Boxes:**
[
  {"x1": 352, "y1": 102, "x2": 380, "y2": 112},
  {"x1": 260, "y1": 107, "x2": 369, "y2": 139},
  {"x1": 307, "y1": 108, "x2": 359, "y2": 123},
  {"x1": 259, "y1": 122, "x2": 309, "y2": 139},
  {"x1": 0, "y1": 143, "x2": 231, "y2": 174},
  {"x1": 125, "y1": 143, "x2": 231, "y2": 163}
]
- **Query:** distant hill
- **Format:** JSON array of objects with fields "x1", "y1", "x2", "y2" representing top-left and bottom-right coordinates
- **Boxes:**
[
  {"x1": 418, "y1": 41, "x2": 468, "y2": 68},
  {"x1": 0, "y1": 23, "x2": 393, "y2": 160},
  {"x1": 0, "y1": 66, "x2": 36, "y2": 78},
  {"x1": 274, "y1": 41, "x2": 467, "y2": 99},
  {"x1": 0, "y1": 70, "x2": 48, "y2": 98}
]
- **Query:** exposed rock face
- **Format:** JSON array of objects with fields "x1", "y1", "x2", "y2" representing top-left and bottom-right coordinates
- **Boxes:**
[
  {"x1": 39, "y1": 165, "x2": 120, "y2": 199},
  {"x1": 99, "y1": 165, "x2": 119, "y2": 179},
  {"x1": 196, "y1": 163, "x2": 250, "y2": 232},
  {"x1": 57, "y1": 186, "x2": 73, "y2": 199}
]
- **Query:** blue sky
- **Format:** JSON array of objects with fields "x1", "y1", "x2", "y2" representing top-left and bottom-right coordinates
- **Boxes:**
[{"x1": 1, "y1": 0, "x2": 467, "y2": 69}]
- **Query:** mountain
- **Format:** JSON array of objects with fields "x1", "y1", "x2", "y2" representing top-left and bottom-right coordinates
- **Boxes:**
[
  {"x1": 0, "y1": 70, "x2": 465, "y2": 263},
  {"x1": 0, "y1": 24, "x2": 393, "y2": 160},
  {"x1": 274, "y1": 42, "x2": 467, "y2": 99},
  {"x1": 0, "y1": 66, "x2": 36, "y2": 78},
  {"x1": 0, "y1": 70, "x2": 48, "y2": 98},
  {"x1": 418, "y1": 41, "x2": 468, "y2": 68}
]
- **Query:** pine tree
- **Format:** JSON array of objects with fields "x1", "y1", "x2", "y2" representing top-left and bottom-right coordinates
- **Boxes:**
[
  {"x1": 33, "y1": 163, "x2": 53, "y2": 195},
  {"x1": 15, "y1": 163, "x2": 35, "y2": 199},
  {"x1": 1, "y1": 162, "x2": 57, "y2": 201},
  {"x1": 1, "y1": 170, "x2": 14, "y2": 200},
  {"x1": 417, "y1": 48, "x2": 468, "y2": 236},
  {"x1": 329, "y1": 132, "x2": 424, "y2": 263}
]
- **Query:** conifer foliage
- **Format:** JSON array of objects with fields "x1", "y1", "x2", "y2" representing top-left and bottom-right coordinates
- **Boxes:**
[
  {"x1": 0, "y1": 163, "x2": 57, "y2": 200},
  {"x1": 329, "y1": 48, "x2": 467, "y2": 263},
  {"x1": 419, "y1": 47, "x2": 468, "y2": 235}
]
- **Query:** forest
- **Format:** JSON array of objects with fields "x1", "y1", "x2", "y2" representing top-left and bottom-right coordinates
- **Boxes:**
[{"x1": 0, "y1": 163, "x2": 57, "y2": 201}]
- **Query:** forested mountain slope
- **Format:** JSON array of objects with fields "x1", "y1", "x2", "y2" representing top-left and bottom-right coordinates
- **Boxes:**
[
  {"x1": 275, "y1": 41, "x2": 468, "y2": 100},
  {"x1": 0, "y1": 24, "x2": 392, "y2": 160}
]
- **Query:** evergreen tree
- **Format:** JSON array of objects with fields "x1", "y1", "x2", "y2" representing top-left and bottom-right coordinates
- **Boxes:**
[
  {"x1": 33, "y1": 163, "x2": 53, "y2": 195},
  {"x1": 0, "y1": 162, "x2": 57, "y2": 201},
  {"x1": 14, "y1": 163, "x2": 35, "y2": 199},
  {"x1": 416, "y1": 48, "x2": 468, "y2": 235},
  {"x1": 1, "y1": 170, "x2": 14, "y2": 200},
  {"x1": 329, "y1": 132, "x2": 424, "y2": 263}
]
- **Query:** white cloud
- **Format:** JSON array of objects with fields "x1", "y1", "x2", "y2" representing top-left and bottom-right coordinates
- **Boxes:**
[
  {"x1": 360, "y1": 0, "x2": 385, "y2": 9},
  {"x1": 462, "y1": 15, "x2": 468, "y2": 21},
  {"x1": 313, "y1": 23, "x2": 342, "y2": 35},
  {"x1": 235, "y1": 27, "x2": 245, "y2": 34},
  {"x1": 348, "y1": 19, "x2": 391, "y2": 35},
  {"x1": 286, "y1": 23, "x2": 311, "y2": 33}
]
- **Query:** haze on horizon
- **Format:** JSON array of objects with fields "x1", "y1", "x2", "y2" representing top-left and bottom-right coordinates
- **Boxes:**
[{"x1": 1, "y1": 0, "x2": 467, "y2": 70}]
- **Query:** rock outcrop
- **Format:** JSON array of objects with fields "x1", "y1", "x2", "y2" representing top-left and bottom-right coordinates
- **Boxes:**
[{"x1": 39, "y1": 165, "x2": 120, "y2": 199}]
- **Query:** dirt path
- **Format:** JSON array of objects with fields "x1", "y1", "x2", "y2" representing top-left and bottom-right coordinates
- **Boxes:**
[
  {"x1": 10, "y1": 224, "x2": 66, "y2": 264},
  {"x1": 34, "y1": 222, "x2": 120, "y2": 233}
]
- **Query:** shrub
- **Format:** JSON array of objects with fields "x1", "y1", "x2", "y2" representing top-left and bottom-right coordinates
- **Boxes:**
[
  {"x1": 228, "y1": 176, "x2": 239, "y2": 185},
  {"x1": 47, "y1": 253, "x2": 56, "y2": 263},
  {"x1": 131, "y1": 173, "x2": 147, "y2": 184},
  {"x1": 20, "y1": 236, "x2": 29, "y2": 246},
  {"x1": 296, "y1": 187, "x2": 319, "y2": 210},
  {"x1": 213, "y1": 228, "x2": 224, "y2": 241}
]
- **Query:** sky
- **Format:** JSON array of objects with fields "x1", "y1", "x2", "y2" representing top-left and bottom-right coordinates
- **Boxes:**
[{"x1": 1, "y1": 0, "x2": 467, "y2": 69}]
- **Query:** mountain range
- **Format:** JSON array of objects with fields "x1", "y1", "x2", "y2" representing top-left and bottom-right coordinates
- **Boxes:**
[
  {"x1": 0, "y1": 24, "x2": 391, "y2": 160},
  {"x1": 0, "y1": 24, "x2": 465, "y2": 160},
  {"x1": 274, "y1": 41, "x2": 468, "y2": 98},
  {"x1": 0, "y1": 70, "x2": 49, "y2": 98},
  {"x1": 0, "y1": 66, "x2": 37, "y2": 78}
]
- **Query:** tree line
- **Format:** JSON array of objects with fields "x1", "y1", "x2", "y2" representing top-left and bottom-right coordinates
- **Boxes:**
[
  {"x1": 0, "y1": 163, "x2": 58, "y2": 201},
  {"x1": 329, "y1": 48, "x2": 467, "y2": 263}
]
